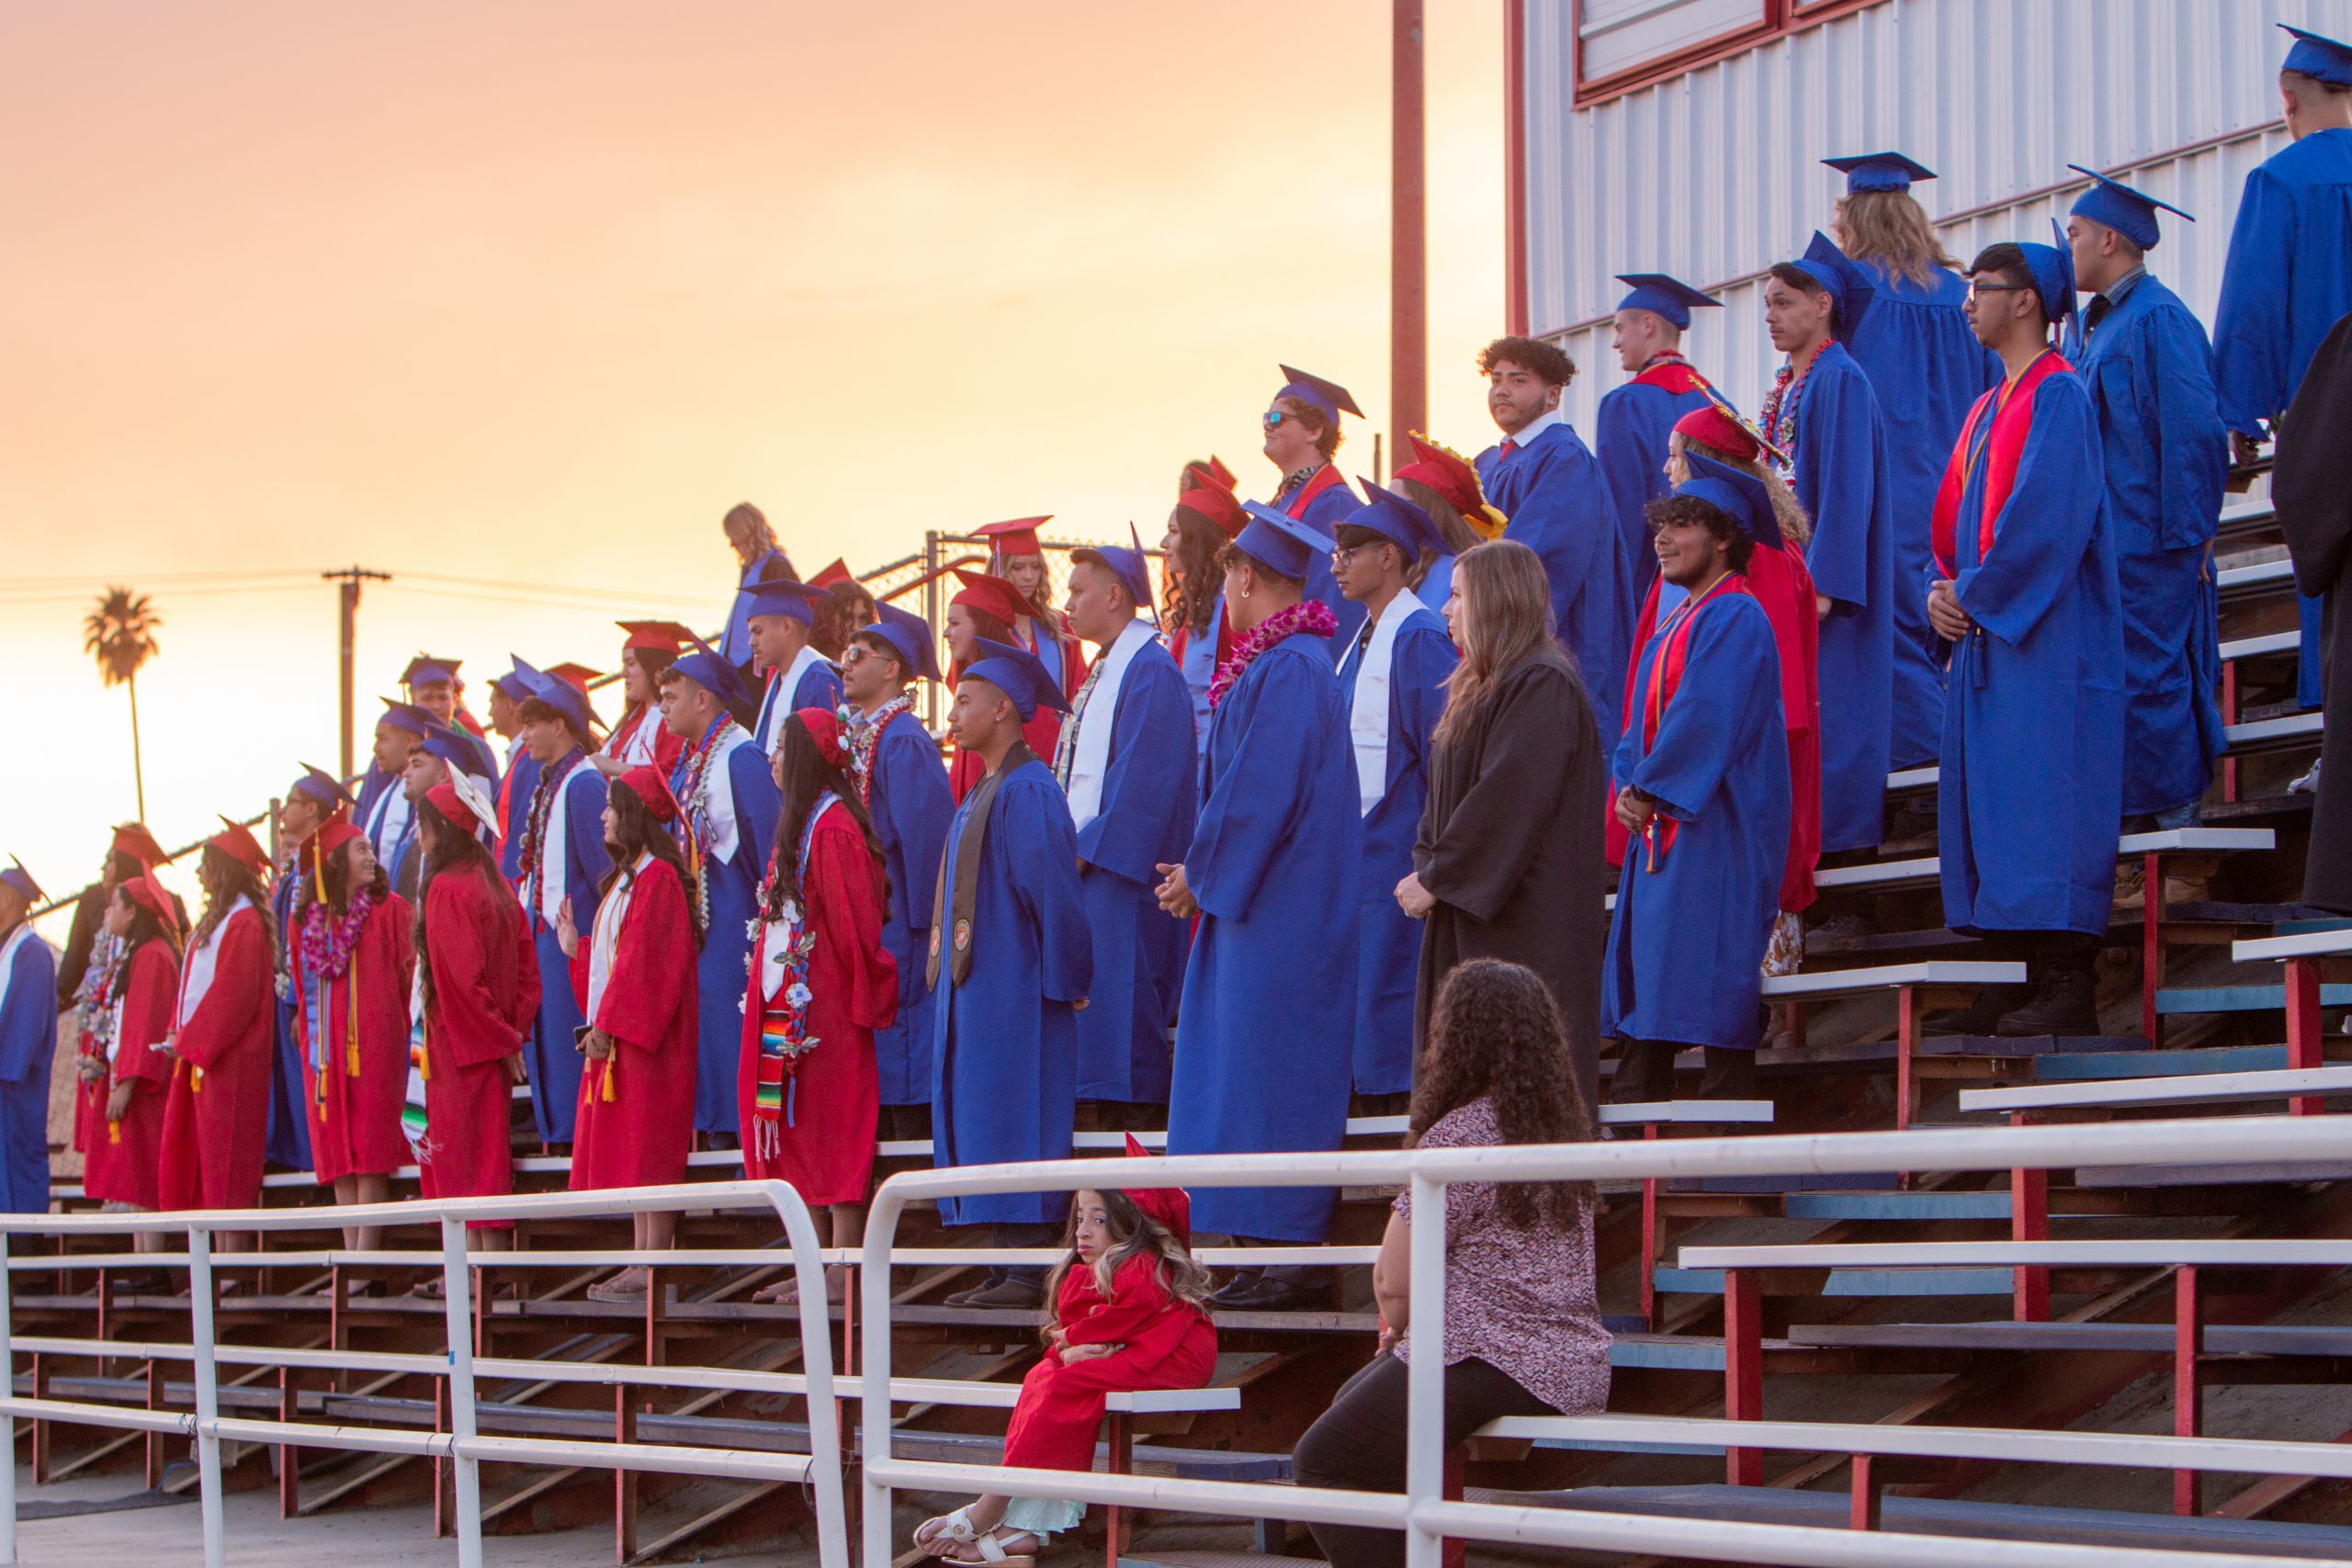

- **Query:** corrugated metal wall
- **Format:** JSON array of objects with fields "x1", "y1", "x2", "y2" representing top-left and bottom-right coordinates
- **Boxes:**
[{"x1": 1523, "y1": 0, "x2": 2352, "y2": 432}]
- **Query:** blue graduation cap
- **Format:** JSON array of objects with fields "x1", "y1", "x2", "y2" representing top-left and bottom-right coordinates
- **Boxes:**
[
  {"x1": 1674, "y1": 451, "x2": 1783, "y2": 551},
  {"x1": 1613, "y1": 273, "x2": 1721, "y2": 331},
  {"x1": 960, "y1": 636, "x2": 1071, "y2": 720},
  {"x1": 419, "y1": 721, "x2": 479, "y2": 773},
  {"x1": 1822, "y1": 152, "x2": 1936, "y2": 195},
  {"x1": 854, "y1": 602, "x2": 944, "y2": 683},
  {"x1": 669, "y1": 634, "x2": 758, "y2": 712},
  {"x1": 1234, "y1": 502, "x2": 1333, "y2": 581},
  {"x1": 378, "y1": 698, "x2": 435, "y2": 739},
  {"x1": 1344, "y1": 478, "x2": 1442, "y2": 558},
  {"x1": 401, "y1": 654, "x2": 462, "y2": 688},
  {"x1": 491, "y1": 656, "x2": 543, "y2": 704},
  {"x1": 2066, "y1": 164, "x2": 2194, "y2": 251},
  {"x1": 521, "y1": 669, "x2": 599, "y2": 738},
  {"x1": 741, "y1": 578, "x2": 820, "y2": 626},
  {"x1": 1273, "y1": 365, "x2": 1363, "y2": 424},
  {"x1": 289, "y1": 763, "x2": 355, "y2": 810},
  {"x1": 1785, "y1": 231, "x2": 1876, "y2": 335},
  {"x1": 2283, "y1": 24, "x2": 2352, "y2": 87},
  {"x1": 1, "y1": 858, "x2": 42, "y2": 906},
  {"x1": 1070, "y1": 542, "x2": 1154, "y2": 615},
  {"x1": 2017, "y1": 218, "x2": 2078, "y2": 324}
]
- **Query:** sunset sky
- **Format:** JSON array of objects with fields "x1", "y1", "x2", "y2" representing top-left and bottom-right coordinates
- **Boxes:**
[{"x1": 0, "y1": 2, "x2": 1504, "y2": 922}]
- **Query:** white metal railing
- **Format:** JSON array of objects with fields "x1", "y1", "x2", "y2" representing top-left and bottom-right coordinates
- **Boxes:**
[
  {"x1": 855, "y1": 1113, "x2": 2352, "y2": 1568},
  {"x1": 0, "y1": 1180, "x2": 846, "y2": 1568}
]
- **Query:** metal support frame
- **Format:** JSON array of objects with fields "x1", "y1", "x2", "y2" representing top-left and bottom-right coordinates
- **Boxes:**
[
  {"x1": 2287, "y1": 956, "x2": 2325, "y2": 1115},
  {"x1": 2177, "y1": 1264, "x2": 2204, "y2": 1517}
]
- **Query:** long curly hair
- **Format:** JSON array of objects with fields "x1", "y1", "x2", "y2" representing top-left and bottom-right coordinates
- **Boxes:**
[
  {"x1": 193, "y1": 844, "x2": 276, "y2": 967},
  {"x1": 411, "y1": 798, "x2": 519, "y2": 1017},
  {"x1": 1039, "y1": 1188, "x2": 1214, "y2": 1344},
  {"x1": 1162, "y1": 503, "x2": 1228, "y2": 639},
  {"x1": 763, "y1": 716, "x2": 891, "y2": 922},
  {"x1": 1832, "y1": 190, "x2": 1958, "y2": 289},
  {"x1": 1409, "y1": 959, "x2": 1595, "y2": 1224}
]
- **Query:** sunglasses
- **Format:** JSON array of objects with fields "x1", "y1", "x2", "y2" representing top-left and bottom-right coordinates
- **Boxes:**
[{"x1": 1262, "y1": 410, "x2": 1292, "y2": 430}]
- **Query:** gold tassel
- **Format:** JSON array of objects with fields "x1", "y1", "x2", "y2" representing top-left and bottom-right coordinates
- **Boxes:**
[
  {"x1": 345, "y1": 952, "x2": 362, "y2": 1076},
  {"x1": 107, "y1": 1120, "x2": 119, "y2": 1146},
  {"x1": 601, "y1": 1055, "x2": 616, "y2": 1103},
  {"x1": 191, "y1": 1066, "x2": 203, "y2": 1093}
]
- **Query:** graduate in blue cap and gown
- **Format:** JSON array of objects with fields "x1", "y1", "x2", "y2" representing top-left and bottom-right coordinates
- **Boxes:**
[
  {"x1": 1596, "y1": 274, "x2": 1729, "y2": 604},
  {"x1": 2061, "y1": 166, "x2": 2230, "y2": 837},
  {"x1": 1764, "y1": 234, "x2": 1903, "y2": 852},
  {"x1": 1331, "y1": 481, "x2": 1459, "y2": 1100},
  {"x1": 2215, "y1": 25, "x2": 2352, "y2": 715},
  {"x1": 1923, "y1": 234, "x2": 2123, "y2": 1038},
  {"x1": 1051, "y1": 536, "x2": 1196, "y2": 1112},
  {"x1": 744, "y1": 581, "x2": 844, "y2": 760},
  {"x1": 266, "y1": 765, "x2": 353, "y2": 1168},
  {"x1": 401, "y1": 654, "x2": 499, "y2": 781},
  {"x1": 1605, "y1": 457, "x2": 1791, "y2": 1101},
  {"x1": 719, "y1": 502, "x2": 797, "y2": 669},
  {"x1": 514, "y1": 671, "x2": 612, "y2": 1143},
  {"x1": 1475, "y1": 334, "x2": 1634, "y2": 749},
  {"x1": 839, "y1": 603, "x2": 956, "y2": 1134},
  {"x1": 390, "y1": 721, "x2": 494, "y2": 900},
  {"x1": 0, "y1": 862, "x2": 57, "y2": 1216},
  {"x1": 359, "y1": 700, "x2": 431, "y2": 871},
  {"x1": 927, "y1": 637, "x2": 1091, "y2": 1307},
  {"x1": 660, "y1": 637, "x2": 782, "y2": 1140},
  {"x1": 1826, "y1": 152, "x2": 2001, "y2": 768},
  {"x1": 1159, "y1": 504, "x2": 1360, "y2": 1310},
  {"x1": 490, "y1": 660, "x2": 544, "y2": 881},
  {"x1": 1262, "y1": 366, "x2": 1367, "y2": 648}
]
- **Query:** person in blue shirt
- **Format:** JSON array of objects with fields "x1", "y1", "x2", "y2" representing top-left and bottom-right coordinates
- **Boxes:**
[
  {"x1": 1594, "y1": 274, "x2": 1728, "y2": 606},
  {"x1": 1475, "y1": 335, "x2": 1633, "y2": 749},
  {"x1": 0, "y1": 862, "x2": 56, "y2": 1220},
  {"x1": 2061, "y1": 166, "x2": 2230, "y2": 851},
  {"x1": 1261, "y1": 366, "x2": 1365, "y2": 647},
  {"x1": 718, "y1": 502, "x2": 798, "y2": 671},
  {"x1": 1925, "y1": 236, "x2": 2123, "y2": 1039},
  {"x1": 1332, "y1": 481, "x2": 1459, "y2": 1104},
  {"x1": 2214, "y1": 25, "x2": 2352, "y2": 717}
]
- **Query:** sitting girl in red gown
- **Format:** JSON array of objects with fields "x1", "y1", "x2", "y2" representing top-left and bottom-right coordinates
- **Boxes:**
[{"x1": 913, "y1": 1138, "x2": 1217, "y2": 1566}]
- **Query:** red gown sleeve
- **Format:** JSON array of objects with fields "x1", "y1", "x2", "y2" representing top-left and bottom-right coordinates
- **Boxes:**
[
  {"x1": 594, "y1": 861, "x2": 694, "y2": 1055},
  {"x1": 117, "y1": 942, "x2": 180, "y2": 1091},
  {"x1": 175, "y1": 910, "x2": 265, "y2": 1069},
  {"x1": 1059, "y1": 1254, "x2": 1182, "y2": 1348},
  {"x1": 430, "y1": 876, "x2": 530, "y2": 1067},
  {"x1": 810, "y1": 818, "x2": 899, "y2": 1034}
]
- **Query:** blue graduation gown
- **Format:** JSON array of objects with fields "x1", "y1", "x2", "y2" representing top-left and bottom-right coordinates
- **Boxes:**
[
  {"x1": 929, "y1": 758, "x2": 1091, "y2": 1225},
  {"x1": 1167, "y1": 632, "x2": 1361, "y2": 1242},
  {"x1": 1478, "y1": 421, "x2": 1634, "y2": 748},
  {"x1": 2213, "y1": 128, "x2": 2352, "y2": 709},
  {"x1": 355, "y1": 761, "x2": 397, "y2": 825},
  {"x1": 1337, "y1": 601, "x2": 1457, "y2": 1095},
  {"x1": 720, "y1": 547, "x2": 794, "y2": 666},
  {"x1": 752, "y1": 659, "x2": 847, "y2": 755},
  {"x1": 674, "y1": 738, "x2": 781, "y2": 1135},
  {"x1": 1174, "y1": 591, "x2": 1223, "y2": 758},
  {"x1": 2064, "y1": 272, "x2": 2230, "y2": 818},
  {"x1": 0, "y1": 930, "x2": 56, "y2": 1216},
  {"x1": 1419, "y1": 555, "x2": 1457, "y2": 616},
  {"x1": 1603, "y1": 588, "x2": 1788, "y2": 1050},
  {"x1": 1277, "y1": 467, "x2": 1364, "y2": 651},
  {"x1": 526, "y1": 759, "x2": 612, "y2": 1142},
  {"x1": 498, "y1": 750, "x2": 541, "y2": 883},
  {"x1": 1938, "y1": 368, "x2": 2125, "y2": 937},
  {"x1": 265, "y1": 872, "x2": 314, "y2": 1168},
  {"x1": 1070, "y1": 638, "x2": 1197, "y2": 1104},
  {"x1": 1786, "y1": 344, "x2": 1899, "y2": 849},
  {"x1": 1595, "y1": 372, "x2": 1719, "y2": 604},
  {"x1": 866, "y1": 708, "x2": 955, "y2": 1106}
]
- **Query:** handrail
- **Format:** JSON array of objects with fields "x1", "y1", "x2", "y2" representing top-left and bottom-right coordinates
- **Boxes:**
[
  {"x1": 1, "y1": 1179, "x2": 845, "y2": 1568},
  {"x1": 857, "y1": 1113, "x2": 2352, "y2": 1568}
]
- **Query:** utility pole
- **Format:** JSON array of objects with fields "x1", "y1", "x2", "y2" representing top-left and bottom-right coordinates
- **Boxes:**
[
  {"x1": 322, "y1": 567, "x2": 391, "y2": 778},
  {"x1": 1391, "y1": 0, "x2": 1428, "y2": 455}
]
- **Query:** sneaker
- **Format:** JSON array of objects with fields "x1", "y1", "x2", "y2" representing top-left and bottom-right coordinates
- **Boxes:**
[
  {"x1": 2113, "y1": 861, "x2": 2147, "y2": 912},
  {"x1": 2291, "y1": 759, "x2": 2323, "y2": 795},
  {"x1": 1996, "y1": 969, "x2": 2099, "y2": 1038}
]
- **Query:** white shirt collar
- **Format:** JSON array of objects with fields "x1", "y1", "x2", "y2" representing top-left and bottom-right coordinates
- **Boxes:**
[{"x1": 1501, "y1": 406, "x2": 1564, "y2": 446}]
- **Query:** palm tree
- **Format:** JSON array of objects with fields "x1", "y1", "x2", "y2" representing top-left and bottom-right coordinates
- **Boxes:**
[{"x1": 85, "y1": 587, "x2": 163, "y2": 820}]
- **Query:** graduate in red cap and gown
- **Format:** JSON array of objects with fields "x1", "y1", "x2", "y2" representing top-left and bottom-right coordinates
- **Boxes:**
[
  {"x1": 0, "y1": 860, "x2": 53, "y2": 1217},
  {"x1": 515, "y1": 671, "x2": 612, "y2": 1144},
  {"x1": 413, "y1": 778, "x2": 538, "y2": 1252},
  {"x1": 946, "y1": 568, "x2": 1074, "y2": 800},
  {"x1": 1163, "y1": 462, "x2": 1245, "y2": 752},
  {"x1": 976, "y1": 515, "x2": 1088, "y2": 702},
  {"x1": 606, "y1": 623, "x2": 692, "y2": 774},
  {"x1": 1261, "y1": 367, "x2": 1366, "y2": 646},
  {"x1": 1595, "y1": 274, "x2": 1730, "y2": 604},
  {"x1": 740, "y1": 707, "x2": 898, "y2": 1283},
  {"x1": 290, "y1": 817, "x2": 414, "y2": 1248},
  {"x1": 158, "y1": 820, "x2": 278, "y2": 1215},
  {"x1": 1387, "y1": 431, "x2": 1507, "y2": 616},
  {"x1": 75, "y1": 874, "x2": 180, "y2": 1213},
  {"x1": 566, "y1": 766, "x2": 701, "y2": 1301}
]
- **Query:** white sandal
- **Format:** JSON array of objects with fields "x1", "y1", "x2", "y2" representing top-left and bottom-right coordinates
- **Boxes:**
[
  {"x1": 915, "y1": 1506, "x2": 981, "y2": 1559},
  {"x1": 951, "y1": 1530, "x2": 1037, "y2": 1566}
]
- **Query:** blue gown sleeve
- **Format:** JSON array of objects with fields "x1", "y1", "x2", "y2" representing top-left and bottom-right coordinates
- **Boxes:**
[
  {"x1": 2212, "y1": 167, "x2": 2293, "y2": 437},
  {"x1": 1188, "y1": 652, "x2": 1324, "y2": 921},
  {"x1": 2150, "y1": 308, "x2": 2232, "y2": 553},
  {"x1": 1954, "y1": 379, "x2": 2107, "y2": 648},
  {"x1": 796, "y1": 663, "x2": 845, "y2": 714},
  {"x1": 567, "y1": 772, "x2": 615, "y2": 927},
  {"x1": 1801, "y1": 366, "x2": 1880, "y2": 608},
  {"x1": 0, "y1": 941, "x2": 55, "y2": 1083},
  {"x1": 1596, "y1": 387, "x2": 1668, "y2": 541},
  {"x1": 1080, "y1": 657, "x2": 1197, "y2": 886},
  {"x1": 729, "y1": 744, "x2": 784, "y2": 874},
  {"x1": 1500, "y1": 445, "x2": 1611, "y2": 627},
  {"x1": 1008, "y1": 780, "x2": 1092, "y2": 1004},
  {"x1": 883, "y1": 725, "x2": 954, "y2": 936},
  {"x1": 1393, "y1": 623, "x2": 1459, "y2": 782},
  {"x1": 1623, "y1": 604, "x2": 1781, "y2": 822}
]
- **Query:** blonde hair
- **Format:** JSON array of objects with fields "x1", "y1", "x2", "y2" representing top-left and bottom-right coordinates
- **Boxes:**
[
  {"x1": 1832, "y1": 190, "x2": 1959, "y2": 288},
  {"x1": 1434, "y1": 539, "x2": 1567, "y2": 746},
  {"x1": 1666, "y1": 431, "x2": 1813, "y2": 548},
  {"x1": 723, "y1": 502, "x2": 777, "y2": 561},
  {"x1": 1040, "y1": 1190, "x2": 1215, "y2": 1337}
]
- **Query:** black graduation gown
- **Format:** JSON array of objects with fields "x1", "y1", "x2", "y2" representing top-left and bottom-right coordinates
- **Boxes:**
[
  {"x1": 2275, "y1": 310, "x2": 2352, "y2": 912},
  {"x1": 1411, "y1": 649, "x2": 1610, "y2": 1103}
]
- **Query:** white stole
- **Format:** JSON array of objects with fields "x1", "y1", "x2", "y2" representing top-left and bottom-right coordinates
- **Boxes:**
[
  {"x1": 364, "y1": 780, "x2": 413, "y2": 868},
  {"x1": 1065, "y1": 619, "x2": 1152, "y2": 831},
  {"x1": 611, "y1": 708, "x2": 662, "y2": 768},
  {"x1": 1339, "y1": 592, "x2": 1419, "y2": 816},
  {"x1": 176, "y1": 896, "x2": 253, "y2": 1031},
  {"x1": 700, "y1": 727, "x2": 754, "y2": 864},
  {"x1": 537, "y1": 767, "x2": 580, "y2": 925},
  {"x1": 586, "y1": 852, "x2": 651, "y2": 1020},
  {"x1": 763, "y1": 645, "x2": 833, "y2": 758}
]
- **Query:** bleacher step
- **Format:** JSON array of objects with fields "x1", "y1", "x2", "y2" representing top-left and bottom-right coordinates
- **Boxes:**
[
  {"x1": 1780, "y1": 1189, "x2": 2086, "y2": 1220},
  {"x1": 1655, "y1": 1266, "x2": 2011, "y2": 1297},
  {"x1": 2156, "y1": 984, "x2": 2352, "y2": 1015},
  {"x1": 2035, "y1": 1044, "x2": 2290, "y2": 1080}
]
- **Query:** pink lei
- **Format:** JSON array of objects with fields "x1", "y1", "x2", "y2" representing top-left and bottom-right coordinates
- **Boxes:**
[{"x1": 1207, "y1": 598, "x2": 1337, "y2": 709}]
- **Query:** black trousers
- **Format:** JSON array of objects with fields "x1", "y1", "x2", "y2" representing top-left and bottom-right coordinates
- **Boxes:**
[
  {"x1": 1291, "y1": 1353, "x2": 1550, "y2": 1568},
  {"x1": 1607, "y1": 1039, "x2": 1757, "y2": 1102}
]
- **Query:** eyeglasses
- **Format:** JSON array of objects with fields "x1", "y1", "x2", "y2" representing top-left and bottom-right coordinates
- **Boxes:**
[
  {"x1": 1262, "y1": 410, "x2": 1291, "y2": 430},
  {"x1": 1965, "y1": 281, "x2": 2030, "y2": 299},
  {"x1": 1329, "y1": 542, "x2": 1373, "y2": 564}
]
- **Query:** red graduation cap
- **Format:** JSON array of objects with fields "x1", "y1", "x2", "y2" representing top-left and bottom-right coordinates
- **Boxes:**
[
  {"x1": 951, "y1": 568, "x2": 1032, "y2": 629},
  {"x1": 1119, "y1": 1133, "x2": 1191, "y2": 1247},
  {"x1": 112, "y1": 822, "x2": 168, "y2": 873},
  {"x1": 973, "y1": 517, "x2": 1052, "y2": 557},
  {"x1": 615, "y1": 765, "x2": 679, "y2": 825},
  {"x1": 1176, "y1": 479, "x2": 1247, "y2": 541},
  {"x1": 1396, "y1": 432, "x2": 1510, "y2": 540},
  {"x1": 616, "y1": 620, "x2": 695, "y2": 653},
  {"x1": 543, "y1": 661, "x2": 600, "y2": 694},
  {"x1": 1181, "y1": 456, "x2": 1238, "y2": 495},
  {"x1": 808, "y1": 558, "x2": 855, "y2": 589},
  {"x1": 119, "y1": 873, "x2": 177, "y2": 937},
  {"x1": 207, "y1": 817, "x2": 272, "y2": 879}
]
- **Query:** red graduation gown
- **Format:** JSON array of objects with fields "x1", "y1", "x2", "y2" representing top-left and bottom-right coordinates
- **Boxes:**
[
  {"x1": 736, "y1": 803, "x2": 898, "y2": 1205},
  {"x1": 1001, "y1": 1253, "x2": 1218, "y2": 1473},
  {"x1": 79, "y1": 942, "x2": 178, "y2": 1209},
  {"x1": 570, "y1": 857, "x2": 697, "y2": 1191},
  {"x1": 295, "y1": 897, "x2": 416, "y2": 1184},
  {"x1": 419, "y1": 866, "x2": 540, "y2": 1215},
  {"x1": 159, "y1": 905, "x2": 276, "y2": 1211}
]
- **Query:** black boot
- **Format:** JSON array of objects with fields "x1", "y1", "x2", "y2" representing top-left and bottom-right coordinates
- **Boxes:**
[
  {"x1": 1996, "y1": 967, "x2": 2098, "y2": 1037},
  {"x1": 1923, "y1": 982, "x2": 2027, "y2": 1037},
  {"x1": 1608, "y1": 1039, "x2": 1682, "y2": 1103},
  {"x1": 1699, "y1": 1047, "x2": 1759, "y2": 1100}
]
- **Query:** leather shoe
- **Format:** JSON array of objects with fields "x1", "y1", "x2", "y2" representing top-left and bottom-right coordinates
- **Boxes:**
[
  {"x1": 1210, "y1": 1276, "x2": 1326, "y2": 1313},
  {"x1": 1996, "y1": 968, "x2": 2098, "y2": 1038}
]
